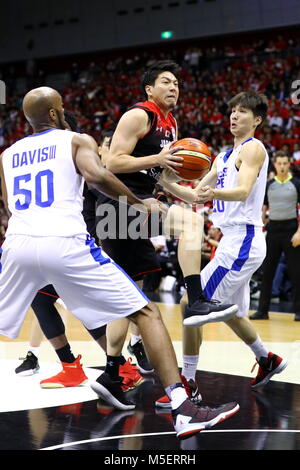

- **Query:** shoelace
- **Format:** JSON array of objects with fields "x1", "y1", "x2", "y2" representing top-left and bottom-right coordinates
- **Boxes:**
[{"x1": 18, "y1": 356, "x2": 35, "y2": 363}]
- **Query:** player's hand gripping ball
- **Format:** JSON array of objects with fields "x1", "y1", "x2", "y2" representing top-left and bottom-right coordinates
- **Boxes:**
[{"x1": 171, "y1": 138, "x2": 211, "y2": 181}]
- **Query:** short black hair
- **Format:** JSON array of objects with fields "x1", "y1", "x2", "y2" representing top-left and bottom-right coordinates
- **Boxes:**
[
  {"x1": 141, "y1": 60, "x2": 180, "y2": 99},
  {"x1": 228, "y1": 91, "x2": 268, "y2": 123},
  {"x1": 274, "y1": 150, "x2": 291, "y2": 162},
  {"x1": 64, "y1": 111, "x2": 79, "y2": 132}
]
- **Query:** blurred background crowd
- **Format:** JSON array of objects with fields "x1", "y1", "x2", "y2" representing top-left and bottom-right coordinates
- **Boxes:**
[{"x1": 0, "y1": 30, "x2": 299, "y2": 302}]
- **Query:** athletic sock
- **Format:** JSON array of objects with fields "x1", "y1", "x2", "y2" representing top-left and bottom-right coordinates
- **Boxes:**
[
  {"x1": 249, "y1": 337, "x2": 268, "y2": 361},
  {"x1": 55, "y1": 344, "x2": 76, "y2": 363},
  {"x1": 105, "y1": 355, "x2": 120, "y2": 379},
  {"x1": 184, "y1": 274, "x2": 203, "y2": 306},
  {"x1": 165, "y1": 383, "x2": 188, "y2": 410},
  {"x1": 130, "y1": 334, "x2": 141, "y2": 346},
  {"x1": 182, "y1": 355, "x2": 199, "y2": 381},
  {"x1": 120, "y1": 355, "x2": 126, "y2": 366}
]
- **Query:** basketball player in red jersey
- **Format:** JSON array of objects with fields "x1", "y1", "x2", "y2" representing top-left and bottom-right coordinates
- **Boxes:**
[{"x1": 94, "y1": 61, "x2": 238, "y2": 408}]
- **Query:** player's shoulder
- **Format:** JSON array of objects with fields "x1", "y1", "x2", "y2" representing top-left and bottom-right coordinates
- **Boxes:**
[
  {"x1": 72, "y1": 132, "x2": 96, "y2": 146},
  {"x1": 240, "y1": 137, "x2": 266, "y2": 160},
  {"x1": 123, "y1": 106, "x2": 150, "y2": 122},
  {"x1": 117, "y1": 107, "x2": 150, "y2": 137},
  {"x1": 246, "y1": 137, "x2": 267, "y2": 152}
]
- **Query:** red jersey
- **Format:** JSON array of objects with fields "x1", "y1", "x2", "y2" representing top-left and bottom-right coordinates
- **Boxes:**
[{"x1": 115, "y1": 100, "x2": 177, "y2": 195}]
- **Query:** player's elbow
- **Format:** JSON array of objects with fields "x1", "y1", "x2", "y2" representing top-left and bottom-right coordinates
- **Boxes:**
[
  {"x1": 82, "y1": 166, "x2": 108, "y2": 185},
  {"x1": 105, "y1": 154, "x2": 119, "y2": 173},
  {"x1": 239, "y1": 188, "x2": 250, "y2": 201}
]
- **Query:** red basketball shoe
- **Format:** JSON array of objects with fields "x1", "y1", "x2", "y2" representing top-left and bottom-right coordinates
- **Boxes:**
[
  {"x1": 40, "y1": 355, "x2": 88, "y2": 388},
  {"x1": 119, "y1": 357, "x2": 145, "y2": 391},
  {"x1": 251, "y1": 352, "x2": 288, "y2": 389}
]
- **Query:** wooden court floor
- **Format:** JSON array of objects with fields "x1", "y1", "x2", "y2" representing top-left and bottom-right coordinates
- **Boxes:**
[{"x1": 0, "y1": 298, "x2": 299, "y2": 453}]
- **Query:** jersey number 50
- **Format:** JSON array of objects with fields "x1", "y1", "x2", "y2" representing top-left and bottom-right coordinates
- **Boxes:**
[{"x1": 13, "y1": 170, "x2": 54, "y2": 210}]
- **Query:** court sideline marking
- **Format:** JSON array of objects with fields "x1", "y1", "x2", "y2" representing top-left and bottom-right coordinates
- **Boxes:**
[{"x1": 40, "y1": 429, "x2": 300, "y2": 450}]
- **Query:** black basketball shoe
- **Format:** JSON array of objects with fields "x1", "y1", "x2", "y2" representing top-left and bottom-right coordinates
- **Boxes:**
[
  {"x1": 15, "y1": 351, "x2": 40, "y2": 376},
  {"x1": 91, "y1": 372, "x2": 136, "y2": 411},
  {"x1": 183, "y1": 296, "x2": 238, "y2": 327},
  {"x1": 127, "y1": 340, "x2": 154, "y2": 374}
]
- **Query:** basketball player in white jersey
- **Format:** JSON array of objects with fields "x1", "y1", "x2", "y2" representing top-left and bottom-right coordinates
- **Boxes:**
[
  {"x1": 0, "y1": 86, "x2": 239, "y2": 439},
  {"x1": 156, "y1": 90, "x2": 287, "y2": 407}
]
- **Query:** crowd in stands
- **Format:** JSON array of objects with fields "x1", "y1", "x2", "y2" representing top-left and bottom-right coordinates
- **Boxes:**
[{"x1": 1, "y1": 33, "x2": 300, "y2": 250}]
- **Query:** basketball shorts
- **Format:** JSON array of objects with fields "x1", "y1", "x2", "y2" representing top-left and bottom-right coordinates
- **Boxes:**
[
  {"x1": 201, "y1": 224, "x2": 266, "y2": 318},
  {"x1": 97, "y1": 196, "x2": 163, "y2": 281},
  {"x1": 0, "y1": 234, "x2": 149, "y2": 339}
]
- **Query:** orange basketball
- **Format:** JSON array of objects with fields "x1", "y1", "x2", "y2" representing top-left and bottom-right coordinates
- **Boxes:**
[{"x1": 171, "y1": 138, "x2": 211, "y2": 181}]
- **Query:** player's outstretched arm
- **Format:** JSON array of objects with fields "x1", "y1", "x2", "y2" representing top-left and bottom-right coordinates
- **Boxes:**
[
  {"x1": 195, "y1": 141, "x2": 265, "y2": 203},
  {"x1": 159, "y1": 158, "x2": 218, "y2": 204}
]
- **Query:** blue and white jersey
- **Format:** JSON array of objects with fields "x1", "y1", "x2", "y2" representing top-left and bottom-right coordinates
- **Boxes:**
[
  {"x1": 2, "y1": 128, "x2": 88, "y2": 237},
  {"x1": 211, "y1": 137, "x2": 269, "y2": 229}
]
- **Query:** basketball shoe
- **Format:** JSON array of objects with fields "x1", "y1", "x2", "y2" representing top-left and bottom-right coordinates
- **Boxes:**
[
  {"x1": 91, "y1": 372, "x2": 136, "y2": 410},
  {"x1": 127, "y1": 340, "x2": 154, "y2": 374},
  {"x1": 173, "y1": 399, "x2": 240, "y2": 440},
  {"x1": 40, "y1": 355, "x2": 88, "y2": 388},
  {"x1": 15, "y1": 351, "x2": 40, "y2": 376},
  {"x1": 119, "y1": 357, "x2": 145, "y2": 391},
  {"x1": 155, "y1": 375, "x2": 202, "y2": 408},
  {"x1": 251, "y1": 352, "x2": 288, "y2": 389},
  {"x1": 184, "y1": 295, "x2": 238, "y2": 327}
]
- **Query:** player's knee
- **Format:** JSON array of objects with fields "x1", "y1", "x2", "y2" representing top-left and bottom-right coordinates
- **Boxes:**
[
  {"x1": 165, "y1": 205, "x2": 203, "y2": 237},
  {"x1": 135, "y1": 302, "x2": 162, "y2": 322}
]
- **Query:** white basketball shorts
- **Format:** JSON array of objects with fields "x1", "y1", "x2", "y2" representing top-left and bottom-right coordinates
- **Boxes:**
[
  {"x1": 201, "y1": 224, "x2": 266, "y2": 318},
  {"x1": 0, "y1": 234, "x2": 149, "y2": 338}
]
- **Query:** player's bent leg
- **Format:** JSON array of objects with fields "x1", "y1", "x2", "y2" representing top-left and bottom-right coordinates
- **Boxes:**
[
  {"x1": 132, "y1": 302, "x2": 239, "y2": 438},
  {"x1": 155, "y1": 291, "x2": 203, "y2": 409},
  {"x1": 226, "y1": 316, "x2": 288, "y2": 389},
  {"x1": 164, "y1": 206, "x2": 238, "y2": 327},
  {"x1": 225, "y1": 316, "x2": 258, "y2": 345},
  {"x1": 107, "y1": 318, "x2": 130, "y2": 356}
]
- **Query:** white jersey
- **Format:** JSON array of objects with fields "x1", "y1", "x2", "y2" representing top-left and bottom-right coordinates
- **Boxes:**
[
  {"x1": 211, "y1": 137, "x2": 269, "y2": 229},
  {"x1": 2, "y1": 128, "x2": 88, "y2": 237}
]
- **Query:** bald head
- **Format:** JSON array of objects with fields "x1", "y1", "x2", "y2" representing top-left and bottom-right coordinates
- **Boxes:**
[{"x1": 23, "y1": 87, "x2": 66, "y2": 132}]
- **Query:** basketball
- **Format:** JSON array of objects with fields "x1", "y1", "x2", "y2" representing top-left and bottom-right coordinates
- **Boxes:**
[{"x1": 171, "y1": 138, "x2": 211, "y2": 181}]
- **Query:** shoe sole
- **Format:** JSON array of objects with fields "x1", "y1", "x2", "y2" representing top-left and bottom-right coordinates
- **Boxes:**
[
  {"x1": 183, "y1": 305, "x2": 238, "y2": 327},
  {"x1": 136, "y1": 365, "x2": 154, "y2": 374},
  {"x1": 91, "y1": 382, "x2": 136, "y2": 410},
  {"x1": 176, "y1": 403, "x2": 240, "y2": 440},
  {"x1": 155, "y1": 400, "x2": 171, "y2": 408},
  {"x1": 251, "y1": 359, "x2": 288, "y2": 390},
  {"x1": 15, "y1": 368, "x2": 40, "y2": 377},
  {"x1": 40, "y1": 379, "x2": 88, "y2": 389}
]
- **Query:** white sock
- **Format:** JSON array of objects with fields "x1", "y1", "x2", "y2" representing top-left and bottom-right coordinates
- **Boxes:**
[
  {"x1": 29, "y1": 346, "x2": 40, "y2": 358},
  {"x1": 182, "y1": 355, "x2": 199, "y2": 381},
  {"x1": 249, "y1": 337, "x2": 268, "y2": 361},
  {"x1": 168, "y1": 386, "x2": 188, "y2": 410},
  {"x1": 130, "y1": 334, "x2": 141, "y2": 346}
]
